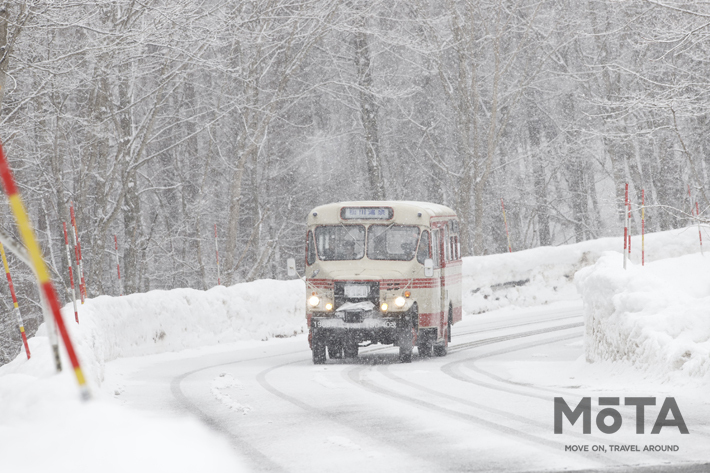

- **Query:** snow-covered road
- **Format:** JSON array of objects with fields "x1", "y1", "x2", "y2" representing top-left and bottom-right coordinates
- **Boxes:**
[{"x1": 104, "y1": 300, "x2": 710, "y2": 472}]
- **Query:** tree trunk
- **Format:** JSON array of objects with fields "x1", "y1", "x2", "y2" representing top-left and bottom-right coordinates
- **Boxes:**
[{"x1": 354, "y1": 26, "x2": 385, "y2": 200}]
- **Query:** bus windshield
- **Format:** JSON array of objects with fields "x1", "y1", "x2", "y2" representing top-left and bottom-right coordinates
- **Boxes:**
[
  {"x1": 315, "y1": 225, "x2": 365, "y2": 260},
  {"x1": 367, "y1": 225, "x2": 420, "y2": 261}
]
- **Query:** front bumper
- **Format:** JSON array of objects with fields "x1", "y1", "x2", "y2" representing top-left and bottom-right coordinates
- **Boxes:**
[
  {"x1": 309, "y1": 307, "x2": 413, "y2": 347},
  {"x1": 312, "y1": 316, "x2": 398, "y2": 330}
]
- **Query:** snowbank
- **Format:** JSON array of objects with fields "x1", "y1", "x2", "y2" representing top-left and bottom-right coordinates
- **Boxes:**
[
  {"x1": 0, "y1": 368, "x2": 246, "y2": 473},
  {"x1": 0, "y1": 278, "x2": 305, "y2": 473},
  {"x1": 463, "y1": 226, "x2": 707, "y2": 314},
  {"x1": 1, "y1": 279, "x2": 305, "y2": 386},
  {"x1": 575, "y1": 251, "x2": 710, "y2": 380}
]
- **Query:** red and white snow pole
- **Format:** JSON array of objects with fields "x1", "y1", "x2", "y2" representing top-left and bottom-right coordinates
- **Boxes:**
[
  {"x1": 0, "y1": 141, "x2": 89, "y2": 399},
  {"x1": 70, "y1": 204, "x2": 86, "y2": 303},
  {"x1": 641, "y1": 189, "x2": 645, "y2": 266},
  {"x1": 114, "y1": 235, "x2": 123, "y2": 296},
  {"x1": 501, "y1": 199, "x2": 512, "y2": 253},
  {"x1": 62, "y1": 222, "x2": 79, "y2": 323},
  {"x1": 627, "y1": 195, "x2": 632, "y2": 258},
  {"x1": 214, "y1": 224, "x2": 221, "y2": 285},
  {"x1": 688, "y1": 185, "x2": 704, "y2": 256},
  {"x1": 623, "y1": 183, "x2": 629, "y2": 269},
  {"x1": 0, "y1": 242, "x2": 30, "y2": 359}
]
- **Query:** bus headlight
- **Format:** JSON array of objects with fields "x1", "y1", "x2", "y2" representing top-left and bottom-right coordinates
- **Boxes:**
[
  {"x1": 380, "y1": 302, "x2": 388, "y2": 312},
  {"x1": 394, "y1": 296, "x2": 406, "y2": 308},
  {"x1": 309, "y1": 295, "x2": 320, "y2": 307},
  {"x1": 325, "y1": 303, "x2": 333, "y2": 311}
]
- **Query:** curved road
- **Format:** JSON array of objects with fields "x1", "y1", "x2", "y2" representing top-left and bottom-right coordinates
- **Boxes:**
[{"x1": 106, "y1": 301, "x2": 710, "y2": 472}]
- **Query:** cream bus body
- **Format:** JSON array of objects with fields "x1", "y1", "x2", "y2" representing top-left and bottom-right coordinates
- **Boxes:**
[{"x1": 302, "y1": 201, "x2": 462, "y2": 363}]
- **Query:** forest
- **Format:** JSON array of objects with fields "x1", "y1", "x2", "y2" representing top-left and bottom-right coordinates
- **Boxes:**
[{"x1": 0, "y1": 0, "x2": 708, "y2": 363}]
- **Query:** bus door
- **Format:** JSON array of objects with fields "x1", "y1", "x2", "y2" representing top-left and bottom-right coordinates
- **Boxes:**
[{"x1": 432, "y1": 225, "x2": 446, "y2": 329}]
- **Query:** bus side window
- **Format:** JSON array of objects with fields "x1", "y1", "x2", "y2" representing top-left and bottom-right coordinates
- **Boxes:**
[
  {"x1": 416, "y1": 230, "x2": 430, "y2": 264},
  {"x1": 307, "y1": 231, "x2": 316, "y2": 265},
  {"x1": 444, "y1": 226, "x2": 450, "y2": 262},
  {"x1": 432, "y1": 229, "x2": 441, "y2": 268}
]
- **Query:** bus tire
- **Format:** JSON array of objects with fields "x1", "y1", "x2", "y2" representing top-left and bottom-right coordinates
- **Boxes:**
[
  {"x1": 399, "y1": 330, "x2": 412, "y2": 363},
  {"x1": 312, "y1": 336, "x2": 326, "y2": 364},
  {"x1": 344, "y1": 339, "x2": 359, "y2": 358},
  {"x1": 398, "y1": 309, "x2": 414, "y2": 363},
  {"x1": 328, "y1": 340, "x2": 343, "y2": 359},
  {"x1": 417, "y1": 329, "x2": 433, "y2": 357}
]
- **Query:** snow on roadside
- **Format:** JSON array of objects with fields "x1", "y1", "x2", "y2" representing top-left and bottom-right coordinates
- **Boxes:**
[
  {"x1": 0, "y1": 368, "x2": 246, "y2": 473},
  {"x1": 0, "y1": 278, "x2": 304, "y2": 473},
  {"x1": 463, "y1": 226, "x2": 708, "y2": 314},
  {"x1": 1, "y1": 279, "x2": 305, "y2": 386},
  {"x1": 575, "y1": 251, "x2": 710, "y2": 381}
]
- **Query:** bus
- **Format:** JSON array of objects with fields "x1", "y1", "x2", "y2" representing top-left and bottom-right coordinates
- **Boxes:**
[{"x1": 289, "y1": 201, "x2": 462, "y2": 364}]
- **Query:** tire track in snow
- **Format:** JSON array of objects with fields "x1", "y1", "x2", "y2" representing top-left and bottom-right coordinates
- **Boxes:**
[
  {"x1": 342, "y1": 329, "x2": 627, "y2": 469},
  {"x1": 253, "y1": 357, "x2": 443, "y2": 471},
  {"x1": 170, "y1": 349, "x2": 304, "y2": 473},
  {"x1": 438, "y1": 328, "x2": 686, "y2": 464}
]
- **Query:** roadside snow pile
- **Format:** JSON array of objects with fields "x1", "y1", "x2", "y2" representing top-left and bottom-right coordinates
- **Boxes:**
[
  {"x1": 463, "y1": 226, "x2": 707, "y2": 314},
  {"x1": 71, "y1": 279, "x2": 305, "y2": 382},
  {"x1": 9, "y1": 279, "x2": 305, "y2": 386},
  {"x1": 0, "y1": 368, "x2": 247, "y2": 473},
  {"x1": 0, "y1": 278, "x2": 304, "y2": 472},
  {"x1": 575, "y1": 251, "x2": 710, "y2": 381}
]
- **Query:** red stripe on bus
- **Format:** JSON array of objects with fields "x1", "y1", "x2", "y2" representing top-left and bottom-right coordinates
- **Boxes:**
[{"x1": 419, "y1": 312, "x2": 443, "y2": 327}]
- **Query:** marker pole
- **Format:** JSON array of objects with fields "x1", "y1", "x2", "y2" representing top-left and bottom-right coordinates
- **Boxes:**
[
  {"x1": 628, "y1": 198, "x2": 632, "y2": 257},
  {"x1": 62, "y1": 222, "x2": 79, "y2": 323},
  {"x1": 0, "y1": 142, "x2": 89, "y2": 399},
  {"x1": 641, "y1": 190, "x2": 645, "y2": 266},
  {"x1": 501, "y1": 199, "x2": 512, "y2": 253},
  {"x1": 214, "y1": 224, "x2": 221, "y2": 285},
  {"x1": 70, "y1": 204, "x2": 86, "y2": 303},
  {"x1": 688, "y1": 185, "x2": 703, "y2": 256},
  {"x1": 0, "y1": 243, "x2": 30, "y2": 359},
  {"x1": 114, "y1": 235, "x2": 123, "y2": 296}
]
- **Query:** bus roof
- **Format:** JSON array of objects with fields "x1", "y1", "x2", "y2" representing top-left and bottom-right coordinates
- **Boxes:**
[{"x1": 307, "y1": 201, "x2": 456, "y2": 226}]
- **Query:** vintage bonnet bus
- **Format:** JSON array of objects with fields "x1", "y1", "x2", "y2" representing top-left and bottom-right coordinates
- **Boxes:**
[{"x1": 289, "y1": 201, "x2": 462, "y2": 364}]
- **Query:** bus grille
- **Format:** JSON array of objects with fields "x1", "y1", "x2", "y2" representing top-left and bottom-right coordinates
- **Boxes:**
[{"x1": 334, "y1": 281, "x2": 380, "y2": 308}]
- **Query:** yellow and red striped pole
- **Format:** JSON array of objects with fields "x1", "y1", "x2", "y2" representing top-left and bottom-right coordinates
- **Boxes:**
[
  {"x1": 70, "y1": 204, "x2": 86, "y2": 303},
  {"x1": 0, "y1": 142, "x2": 90, "y2": 400},
  {"x1": 114, "y1": 235, "x2": 123, "y2": 296},
  {"x1": 63, "y1": 222, "x2": 79, "y2": 323},
  {"x1": 0, "y1": 242, "x2": 30, "y2": 359},
  {"x1": 214, "y1": 224, "x2": 221, "y2": 285}
]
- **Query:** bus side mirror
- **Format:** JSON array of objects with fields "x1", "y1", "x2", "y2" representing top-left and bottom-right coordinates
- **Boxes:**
[
  {"x1": 287, "y1": 258, "x2": 297, "y2": 277},
  {"x1": 424, "y1": 258, "x2": 434, "y2": 277}
]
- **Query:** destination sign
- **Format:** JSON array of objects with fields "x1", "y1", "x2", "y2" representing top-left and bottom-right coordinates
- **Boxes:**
[{"x1": 341, "y1": 207, "x2": 393, "y2": 220}]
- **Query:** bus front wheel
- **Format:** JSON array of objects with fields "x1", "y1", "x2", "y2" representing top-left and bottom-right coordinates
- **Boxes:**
[
  {"x1": 313, "y1": 336, "x2": 326, "y2": 364},
  {"x1": 328, "y1": 340, "x2": 343, "y2": 359},
  {"x1": 344, "y1": 339, "x2": 359, "y2": 358},
  {"x1": 398, "y1": 309, "x2": 415, "y2": 363}
]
